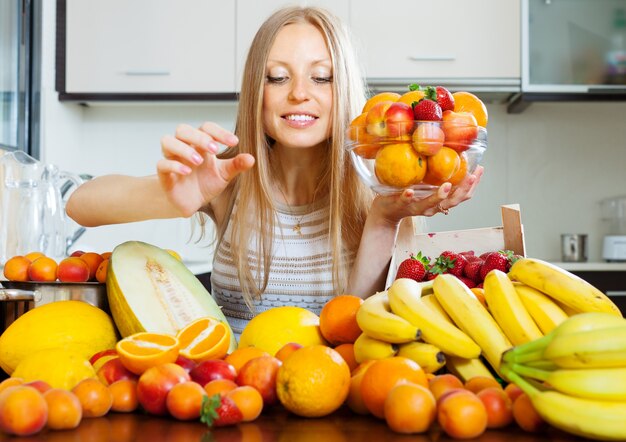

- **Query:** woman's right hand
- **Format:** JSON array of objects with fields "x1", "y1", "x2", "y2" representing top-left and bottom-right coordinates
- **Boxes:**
[{"x1": 157, "y1": 122, "x2": 255, "y2": 216}]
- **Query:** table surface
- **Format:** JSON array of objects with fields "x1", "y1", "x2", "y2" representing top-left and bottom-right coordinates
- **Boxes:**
[{"x1": 0, "y1": 405, "x2": 585, "y2": 442}]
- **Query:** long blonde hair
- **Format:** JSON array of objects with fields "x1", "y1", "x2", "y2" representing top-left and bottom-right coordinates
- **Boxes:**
[{"x1": 218, "y1": 6, "x2": 372, "y2": 309}]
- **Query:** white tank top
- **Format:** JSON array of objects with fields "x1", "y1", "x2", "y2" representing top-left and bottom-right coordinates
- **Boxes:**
[{"x1": 210, "y1": 197, "x2": 355, "y2": 338}]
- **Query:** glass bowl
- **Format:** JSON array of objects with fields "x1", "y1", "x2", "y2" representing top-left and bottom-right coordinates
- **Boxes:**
[{"x1": 346, "y1": 120, "x2": 487, "y2": 196}]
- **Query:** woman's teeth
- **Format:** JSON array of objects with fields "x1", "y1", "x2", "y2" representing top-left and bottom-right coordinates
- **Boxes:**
[{"x1": 285, "y1": 114, "x2": 315, "y2": 121}]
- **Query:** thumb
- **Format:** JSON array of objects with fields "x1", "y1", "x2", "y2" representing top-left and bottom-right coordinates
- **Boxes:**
[{"x1": 219, "y1": 153, "x2": 255, "y2": 182}]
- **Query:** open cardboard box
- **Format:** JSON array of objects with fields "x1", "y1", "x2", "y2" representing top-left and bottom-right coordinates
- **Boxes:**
[{"x1": 385, "y1": 204, "x2": 526, "y2": 288}]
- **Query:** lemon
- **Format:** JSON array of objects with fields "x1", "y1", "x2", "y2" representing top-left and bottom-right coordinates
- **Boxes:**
[
  {"x1": 0, "y1": 300, "x2": 118, "y2": 374},
  {"x1": 12, "y1": 348, "x2": 97, "y2": 390},
  {"x1": 238, "y1": 306, "x2": 327, "y2": 356}
]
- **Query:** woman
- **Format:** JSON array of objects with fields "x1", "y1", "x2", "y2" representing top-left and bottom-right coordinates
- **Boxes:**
[{"x1": 66, "y1": 7, "x2": 482, "y2": 336}]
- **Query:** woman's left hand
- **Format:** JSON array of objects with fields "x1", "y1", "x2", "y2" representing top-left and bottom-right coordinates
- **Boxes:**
[{"x1": 371, "y1": 166, "x2": 484, "y2": 225}]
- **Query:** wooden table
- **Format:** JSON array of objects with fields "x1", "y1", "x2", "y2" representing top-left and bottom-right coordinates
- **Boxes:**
[{"x1": 0, "y1": 406, "x2": 584, "y2": 442}]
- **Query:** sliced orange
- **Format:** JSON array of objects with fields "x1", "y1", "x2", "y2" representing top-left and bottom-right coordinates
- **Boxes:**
[
  {"x1": 116, "y1": 332, "x2": 179, "y2": 375},
  {"x1": 176, "y1": 316, "x2": 231, "y2": 362}
]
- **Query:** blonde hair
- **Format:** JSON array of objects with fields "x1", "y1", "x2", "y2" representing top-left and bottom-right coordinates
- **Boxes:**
[{"x1": 217, "y1": 6, "x2": 372, "y2": 309}]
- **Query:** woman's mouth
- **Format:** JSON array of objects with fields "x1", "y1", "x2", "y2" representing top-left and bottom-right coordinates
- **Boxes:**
[{"x1": 282, "y1": 114, "x2": 318, "y2": 128}]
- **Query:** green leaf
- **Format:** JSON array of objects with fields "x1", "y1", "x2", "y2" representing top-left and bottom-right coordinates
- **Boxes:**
[
  {"x1": 408, "y1": 83, "x2": 422, "y2": 91},
  {"x1": 200, "y1": 394, "x2": 221, "y2": 427}
]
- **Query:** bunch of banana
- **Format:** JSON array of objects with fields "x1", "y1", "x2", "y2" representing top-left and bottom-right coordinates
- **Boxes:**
[
  {"x1": 353, "y1": 333, "x2": 397, "y2": 364},
  {"x1": 397, "y1": 341, "x2": 446, "y2": 373},
  {"x1": 355, "y1": 291, "x2": 420, "y2": 343},
  {"x1": 513, "y1": 282, "x2": 569, "y2": 334},
  {"x1": 445, "y1": 356, "x2": 496, "y2": 383}
]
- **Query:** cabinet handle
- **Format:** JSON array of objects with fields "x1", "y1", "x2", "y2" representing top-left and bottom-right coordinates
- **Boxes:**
[
  {"x1": 607, "y1": 291, "x2": 626, "y2": 297},
  {"x1": 122, "y1": 70, "x2": 171, "y2": 76},
  {"x1": 408, "y1": 55, "x2": 456, "y2": 62}
]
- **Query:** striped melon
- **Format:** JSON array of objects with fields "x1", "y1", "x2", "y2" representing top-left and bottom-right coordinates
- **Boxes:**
[{"x1": 106, "y1": 241, "x2": 236, "y2": 352}]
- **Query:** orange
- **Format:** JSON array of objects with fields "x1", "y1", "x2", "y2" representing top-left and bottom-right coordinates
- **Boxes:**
[
  {"x1": 397, "y1": 90, "x2": 426, "y2": 108},
  {"x1": 276, "y1": 345, "x2": 350, "y2": 417},
  {"x1": 360, "y1": 356, "x2": 428, "y2": 418},
  {"x1": 71, "y1": 378, "x2": 113, "y2": 418},
  {"x1": 422, "y1": 146, "x2": 460, "y2": 186},
  {"x1": 374, "y1": 143, "x2": 427, "y2": 188},
  {"x1": 43, "y1": 388, "x2": 83, "y2": 430},
  {"x1": 176, "y1": 316, "x2": 231, "y2": 362},
  {"x1": 448, "y1": 151, "x2": 469, "y2": 186},
  {"x1": 333, "y1": 343, "x2": 358, "y2": 372},
  {"x1": 452, "y1": 91, "x2": 488, "y2": 128},
  {"x1": 319, "y1": 295, "x2": 363, "y2": 345},
  {"x1": 226, "y1": 386, "x2": 264, "y2": 422},
  {"x1": 116, "y1": 332, "x2": 180, "y2": 375},
  {"x1": 362, "y1": 92, "x2": 400, "y2": 113},
  {"x1": 384, "y1": 383, "x2": 436, "y2": 434},
  {"x1": 346, "y1": 360, "x2": 376, "y2": 415},
  {"x1": 348, "y1": 113, "x2": 382, "y2": 160},
  {"x1": 224, "y1": 347, "x2": 270, "y2": 374}
]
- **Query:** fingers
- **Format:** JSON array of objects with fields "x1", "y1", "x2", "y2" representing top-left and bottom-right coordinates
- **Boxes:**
[
  {"x1": 218, "y1": 154, "x2": 256, "y2": 182},
  {"x1": 199, "y1": 122, "x2": 239, "y2": 149}
]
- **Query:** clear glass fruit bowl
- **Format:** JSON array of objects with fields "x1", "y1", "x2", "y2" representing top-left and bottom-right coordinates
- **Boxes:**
[{"x1": 346, "y1": 120, "x2": 487, "y2": 196}]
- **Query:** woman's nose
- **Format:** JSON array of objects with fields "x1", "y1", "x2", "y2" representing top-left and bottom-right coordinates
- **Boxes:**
[{"x1": 288, "y1": 77, "x2": 309, "y2": 101}]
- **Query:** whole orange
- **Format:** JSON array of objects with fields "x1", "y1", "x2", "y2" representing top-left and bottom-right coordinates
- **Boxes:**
[
  {"x1": 319, "y1": 295, "x2": 363, "y2": 345},
  {"x1": 422, "y1": 146, "x2": 460, "y2": 186},
  {"x1": 362, "y1": 92, "x2": 400, "y2": 113},
  {"x1": 360, "y1": 356, "x2": 428, "y2": 419},
  {"x1": 333, "y1": 343, "x2": 358, "y2": 372},
  {"x1": 276, "y1": 345, "x2": 350, "y2": 418},
  {"x1": 452, "y1": 91, "x2": 488, "y2": 128},
  {"x1": 384, "y1": 383, "x2": 436, "y2": 434},
  {"x1": 346, "y1": 360, "x2": 376, "y2": 415},
  {"x1": 374, "y1": 143, "x2": 427, "y2": 188}
]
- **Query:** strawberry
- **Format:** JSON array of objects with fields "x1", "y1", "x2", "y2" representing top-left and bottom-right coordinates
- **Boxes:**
[
  {"x1": 435, "y1": 86, "x2": 455, "y2": 112},
  {"x1": 412, "y1": 86, "x2": 442, "y2": 121},
  {"x1": 479, "y1": 251, "x2": 511, "y2": 281},
  {"x1": 437, "y1": 251, "x2": 467, "y2": 277},
  {"x1": 457, "y1": 276, "x2": 477, "y2": 289},
  {"x1": 201, "y1": 394, "x2": 243, "y2": 427},
  {"x1": 395, "y1": 252, "x2": 429, "y2": 282},
  {"x1": 463, "y1": 258, "x2": 484, "y2": 282}
]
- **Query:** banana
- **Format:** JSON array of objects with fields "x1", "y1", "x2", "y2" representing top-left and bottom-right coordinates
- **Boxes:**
[
  {"x1": 353, "y1": 333, "x2": 398, "y2": 364},
  {"x1": 510, "y1": 364, "x2": 626, "y2": 401},
  {"x1": 356, "y1": 291, "x2": 421, "y2": 343},
  {"x1": 397, "y1": 341, "x2": 446, "y2": 374},
  {"x1": 514, "y1": 282, "x2": 569, "y2": 334},
  {"x1": 508, "y1": 258, "x2": 622, "y2": 316},
  {"x1": 542, "y1": 325, "x2": 626, "y2": 369},
  {"x1": 446, "y1": 356, "x2": 496, "y2": 383},
  {"x1": 484, "y1": 270, "x2": 544, "y2": 345},
  {"x1": 433, "y1": 274, "x2": 512, "y2": 371},
  {"x1": 503, "y1": 367, "x2": 626, "y2": 441},
  {"x1": 421, "y1": 293, "x2": 453, "y2": 323},
  {"x1": 387, "y1": 278, "x2": 481, "y2": 359}
]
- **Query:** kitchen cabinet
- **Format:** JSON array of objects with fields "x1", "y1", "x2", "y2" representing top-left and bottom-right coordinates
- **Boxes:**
[
  {"x1": 57, "y1": 0, "x2": 236, "y2": 99},
  {"x1": 571, "y1": 270, "x2": 626, "y2": 315},
  {"x1": 350, "y1": 0, "x2": 521, "y2": 92}
]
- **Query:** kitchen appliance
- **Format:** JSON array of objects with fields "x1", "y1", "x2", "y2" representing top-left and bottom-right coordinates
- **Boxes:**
[
  {"x1": 0, "y1": 151, "x2": 85, "y2": 267},
  {"x1": 601, "y1": 196, "x2": 626, "y2": 261},
  {"x1": 561, "y1": 234, "x2": 588, "y2": 262}
]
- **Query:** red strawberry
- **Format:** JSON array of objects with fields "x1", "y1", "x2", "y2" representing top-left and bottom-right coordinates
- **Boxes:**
[
  {"x1": 479, "y1": 251, "x2": 511, "y2": 281},
  {"x1": 463, "y1": 258, "x2": 484, "y2": 282},
  {"x1": 459, "y1": 250, "x2": 476, "y2": 258},
  {"x1": 457, "y1": 276, "x2": 477, "y2": 289},
  {"x1": 435, "y1": 86, "x2": 455, "y2": 112},
  {"x1": 413, "y1": 87, "x2": 442, "y2": 121},
  {"x1": 201, "y1": 395, "x2": 243, "y2": 427},
  {"x1": 395, "y1": 252, "x2": 429, "y2": 282},
  {"x1": 435, "y1": 251, "x2": 467, "y2": 277}
]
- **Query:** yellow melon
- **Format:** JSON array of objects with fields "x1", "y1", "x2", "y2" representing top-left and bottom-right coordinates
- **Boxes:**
[
  {"x1": 12, "y1": 348, "x2": 97, "y2": 390},
  {"x1": 0, "y1": 300, "x2": 117, "y2": 375},
  {"x1": 238, "y1": 306, "x2": 327, "y2": 356}
]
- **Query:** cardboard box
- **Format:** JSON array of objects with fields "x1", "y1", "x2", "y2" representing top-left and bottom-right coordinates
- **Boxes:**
[{"x1": 385, "y1": 204, "x2": 526, "y2": 288}]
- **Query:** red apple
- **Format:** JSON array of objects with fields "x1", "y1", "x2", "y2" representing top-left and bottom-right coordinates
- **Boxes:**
[
  {"x1": 136, "y1": 363, "x2": 190, "y2": 416},
  {"x1": 89, "y1": 349, "x2": 117, "y2": 366},
  {"x1": 441, "y1": 110, "x2": 479, "y2": 152},
  {"x1": 365, "y1": 101, "x2": 394, "y2": 137},
  {"x1": 236, "y1": 355, "x2": 282, "y2": 405},
  {"x1": 174, "y1": 355, "x2": 197, "y2": 373},
  {"x1": 189, "y1": 359, "x2": 237, "y2": 387},
  {"x1": 97, "y1": 358, "x2": 138, "y2": 386},
  {"x1": 383, "y1": 102, "x2": 414, "y2": 138},
  {"x1": 412, "y1": 122, "x2": 444, "y2": 156}
]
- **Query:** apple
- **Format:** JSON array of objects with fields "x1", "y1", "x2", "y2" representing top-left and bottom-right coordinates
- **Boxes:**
[
  {"x1": 441, "y1": 110, "x2": 479, "y2": 152},
  {"x1": 383, "y1": 102, "x2": 414, "y2": 138},
  {"x1": 189, "y1": 359, "x2": 237, "y2": 387},
  {"x1": 97, "y1": 357, "x2": 138, "y2": 386},
  {"x1": 235, "y1": 355, "x2": 282, "y2": 405},
  {"x1": 412, "y1": 122, "x2": 444, "y2": 156},
  {"x1": 89, "y1": 349, "x2": 117, "y2": 366},
  {"x1": 174, "y1": 355, "x2": 197, "y2": 373},
  {"x1": 136, "y1": 363, "x2": 190, "y2": 416},
  {"x1": 365, "y1": 101, "x2": 394, "y2": 137}
]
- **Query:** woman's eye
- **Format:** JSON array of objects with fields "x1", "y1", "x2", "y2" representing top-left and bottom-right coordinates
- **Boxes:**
[
  {"x1": 266, "y1": 76, "x2": 287, "y2": 84},
  {"x1": 313, "y1": 76, "x2": 332, "y2": 84}
]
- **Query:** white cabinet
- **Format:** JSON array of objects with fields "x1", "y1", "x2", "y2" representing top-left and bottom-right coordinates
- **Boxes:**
[
  {"x1": 63, "y1": 0, "x2": 235, "y2": 94},
  {"x1": 350, "y1": 0, "x2": 520, "y2": 83}
]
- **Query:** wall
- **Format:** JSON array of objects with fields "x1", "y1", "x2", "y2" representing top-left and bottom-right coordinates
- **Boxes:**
[{"x1": 39, "y1": 1, "x2": 626, "y2": 269}]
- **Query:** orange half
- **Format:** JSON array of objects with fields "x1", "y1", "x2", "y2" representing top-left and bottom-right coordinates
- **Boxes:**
[
  {"x1": 116, "y1": 332, "x2": 180, "y2": 375},
  {"x1": 176, "y1": 317, "x2": 231, "y2": 362}
]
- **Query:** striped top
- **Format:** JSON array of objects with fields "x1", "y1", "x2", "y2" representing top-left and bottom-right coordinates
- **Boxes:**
[{"x1": 210, "y1": 196, "x2": 354, "y2": 338}]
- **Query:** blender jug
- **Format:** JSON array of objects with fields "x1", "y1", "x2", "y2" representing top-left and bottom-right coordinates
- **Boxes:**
[
  {"x1": 0, "y1": 151, "x2": 85, "y2": 266},
  {"x1": 600, "y1": 196, "x2": 626, "y2": 261}
]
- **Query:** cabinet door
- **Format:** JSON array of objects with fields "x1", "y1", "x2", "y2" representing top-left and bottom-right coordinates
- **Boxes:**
[
  {"x1": 65, "y1": 0, "x2": 235, "y2": 93},
  {"x1": 351, "y1": 0, "x2": 520, "y2": 80},
  {"x1": 235, "y1": 0, "x2": 350, "y2": 91}
]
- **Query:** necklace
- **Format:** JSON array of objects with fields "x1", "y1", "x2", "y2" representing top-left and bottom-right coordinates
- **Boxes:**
[{"x1": 275, "y1": 183, "x2": 316, "y2": 235}]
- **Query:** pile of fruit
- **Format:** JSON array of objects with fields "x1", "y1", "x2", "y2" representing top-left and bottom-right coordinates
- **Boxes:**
[
  {"x1": 347, "y1": 85, "x2": 488, "y2": 188},
  {"x1": 3, "y1": 250, "x2": 112, "y2": 283}
]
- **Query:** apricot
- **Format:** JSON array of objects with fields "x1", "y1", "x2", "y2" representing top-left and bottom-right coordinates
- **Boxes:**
[
  {"x1": 24, "y1": 251, "x2": 45, "y2": 262},
  {"x1": 100, "y1": 251, "x2": 112, "y2": 260},
  {"x1": 0, "y1": 385, "x2": 48, "y2": 436},
  {"x1": 71, "y1": 378, "x2": 113, "y2": 418},
  {"x1": 3, "y1": 256, "x2": 31, "y2": 281},
  {"x1": 57, "y1": 257, "x2": 90, "y2": 282},
  {"x1": 95, "y1": 259, "x2": 109, "y2": 283},
  {"x1": 429, "y1": 373, "x2": 464, "y2": 401},
  {"x1": 504, "y1": 382, "x2": 524, "y2": 403},
  {"x1": 438, "y1": 389, "x2": 488, "y2": 439},
  {"x1": 0, "y1": 377, "x2": 23, "y2": 394},
  {"x1": 28, "y1": 256, "x2": 58, "y2": 282},
  {"x1": 166, "y1": 381, "x2": 207, "y2": 421},
  {"x1": 477, "y1": 386, "x2": 513, "y2": 428},
  {"x1": 43, "y1": 388, "x2": 82, "y2": 430},
  {"x1": 109, "y1": 379, "x2": 138, "y2": 413},
  {"x1": 384, "y1": 383, "x2": 436, "y2": 434},
  {"x1": 512, "y1": 393, "x2": 546, "y2": 432},
  {"x1": 464, "y1": 375, "x2": 502, "y2": 394},
  {"x1": 79, "y1": 252, "x2": 104, "y2": 280},
  {"x1": 24, "y1": 380, "x2": 52, "y2": 394},
  {"x1": 274, "y1": 342, "x2": 303, "y2": 362},
  {"x1": 226, "y1": 386, "x2": 264, "y2": 422},
  {"x1": 203, "y1": 379, "x2": 238, "y2": 398},
  {"x1": 136, "y1": 363, "x2": 190, "y2": 416}
]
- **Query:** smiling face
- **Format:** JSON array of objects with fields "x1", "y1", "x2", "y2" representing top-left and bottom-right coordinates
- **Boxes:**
[{"x1": 262, "y1": 22, "x2": 333, "y2": 150}]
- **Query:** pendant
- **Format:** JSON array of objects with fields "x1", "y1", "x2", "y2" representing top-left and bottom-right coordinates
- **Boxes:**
[{"x1": 293, "y1": 223, "x2": 302, "y2": 235}]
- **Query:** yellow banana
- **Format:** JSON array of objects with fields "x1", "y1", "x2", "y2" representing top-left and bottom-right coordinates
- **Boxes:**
[
  {"x1": 508, "y1": 258, "x2": 622, "y2": 316},
  {"x1": 514, "y1": 282, "x2": 569, "y2": 334},
  {"x1": 484, "y1": 270, "x2": 544, "y2": 345},
  {"x1": 397, "y1": 341, "x2": 445, "y2": 374},
  {"x1": 511, "y1": 364, "x2": 626, "y2": 401},
  {"x1": 356, "y1": 291, "x2": 421, "y2": 344},
  {"x1": 353, "y1": 333, "x2": 398, "y2": 364},
  {"x1": 421, "y1": 293, "x2": 453, "y2": 323},
  {"x1": 503, "y1": 367, "x2": 626, "y2": 441},
  {"x1": 446, "y1": 356, "x2": 496, "y2": 383},
  {"x1": 542, "y1": 325, "x2": 626, "y2": 369},
  {"x1": 433, "y1": 274, "x2": 512, "y2": 371},
  {"x1": 387, "y1": 278, "x2": 481, "y2": 359}
]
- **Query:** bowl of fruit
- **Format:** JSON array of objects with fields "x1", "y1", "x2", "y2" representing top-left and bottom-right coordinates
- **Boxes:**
[{"x1": 346, "y1": 86, "x2": 488, "y2": 196}]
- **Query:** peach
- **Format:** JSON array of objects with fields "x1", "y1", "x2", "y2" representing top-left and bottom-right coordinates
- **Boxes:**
[
  {"x1": 438, "y1": 389, "x2": 488, "y2": 439},
  {"x1": 57, "y1": 257, "x2": 90, "y2": 283},
  {"x1": 477, "y1": 386, "x2": 513, "y2": 428},
  {"x1": 24, "y1": 380, "x2": 52, "y2": 394},
  {"x1": 79, "y1": 252, "x2": 104, "y2": 280},
  {"x1": 2, "y1": 256, "x2": 31, "y2": 281},
  {"x1": 383, "y1": 102, "x2": 414, "y2": 138},
  {"x1": 365, "y1": 101, "x2": 394, "y2": 137},
  {"x1": 136, "y1": 363, "x2": 190, "y2": 415},
  {"x1": 429, "y1": 373, "x2": 464, "y2": 401},
  {"x1": 174, "y1": 355, "x2": 197, "y2": 373},
  {"x1": 70, "y1": 250, "x2": 85, "y2": 257},
  {"x1": 28, "y1": 256, "x2": 58, "y2": 282},
  {"x1": 236, "y1": 355, "x2": 282, "y2": 406},
  {"x1": 0, "y1": 385, "x2": 48, "y2": 436},
  {"x1": 189, "y1": 359, "x2": 236, "y2": 387},
  {"x1": 274, "y1": 342, "x2": 303, "y2": 362},
  {"x1": 505, "y1": 382, "x2": 524, "y2": 403},
  {"x1": 412, "y1": 122, "x2": 444, "y2": 156},
  {"x1": 441, "y1": 110, "x2": 479, "y2": 152},
  {"x1": 97, "y1": 358, "x2": 138, "y2": 386}
]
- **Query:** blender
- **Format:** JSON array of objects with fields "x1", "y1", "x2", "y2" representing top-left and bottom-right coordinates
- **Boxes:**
[{"x1": 601, "y1": 196, "x2": 626, "y2": 262}]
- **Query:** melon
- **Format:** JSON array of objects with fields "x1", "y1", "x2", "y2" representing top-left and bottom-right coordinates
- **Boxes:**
[
  {"x1": 0, "y1": 300, "x2": 118, "y2": 375},
  {"x1": 12, "y1": 349, "x2": 97, "y2": 390},
  {"x1": 106, "y1": 241, "x2": 236, "y2": 352}
]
